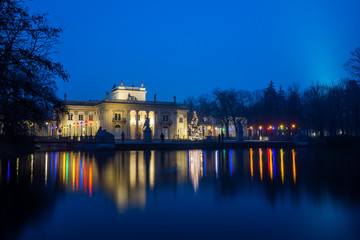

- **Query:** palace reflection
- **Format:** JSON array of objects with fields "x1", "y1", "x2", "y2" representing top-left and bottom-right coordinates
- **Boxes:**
[{"x1": 1, "y1": 148, "x2": 302, "y2": 211}]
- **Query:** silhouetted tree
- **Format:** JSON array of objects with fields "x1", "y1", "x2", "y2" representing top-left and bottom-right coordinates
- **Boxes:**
[
  {"x1": 285, "y1": 83, "x2": 303, "y2": 128},
  {"x1": 0, "y1": 0, "x2": 69, "y2": 138},
  {"x1": 303, "y1": 83, "x2": 327, "y2": 137},
  {"x1": 343, "y1": 80, "x2": 360, "y2": 136},
  {"x1": 344, "y1": 47, "x2": 360, "y2": 81},
  {"x1": 262, "y1": 81, "x2": 278, "y2": 126},
  {"x1": 212, "y1": 88, "x2": 248, "y2": 139}
]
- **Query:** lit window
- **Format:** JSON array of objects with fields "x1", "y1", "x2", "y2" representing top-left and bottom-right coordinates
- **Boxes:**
[
  {"x1": 78, "y1": 115, "x2": 83, "y2": 121},
  {"x1": 137, "y1": 115, "x2": 140, "y2": 121},
  {"x1": 68, "y1": 114, "x2": 73, "y2": 121},
  {"x1": 89, "y1": 115, "x2": 93, "y2": 121},
  {"x1": 179, "y1": 117, "x2": 183, "y2": 123}
]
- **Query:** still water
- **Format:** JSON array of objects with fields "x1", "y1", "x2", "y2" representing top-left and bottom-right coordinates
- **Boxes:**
[{"x1": 1, "y1": 148, "x2": 360, "y2": 239}]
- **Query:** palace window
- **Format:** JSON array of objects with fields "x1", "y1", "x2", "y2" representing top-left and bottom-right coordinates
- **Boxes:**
[
  {"x1": 163, "y1": 114, "x2": 169, "y2": 122},
  {"x1": 89, "y1": 115, "x2": 93, "y2": 121},
  {"x1": 68, "y1": 114, "x2": 73, "y2": 121},
  {"x1": 137, "y1": 114, "x2": 140, "y2": 121},
  {"x1": 179, "y1": 117, "x2": 183, "y2": 123},
  {"x1": 78, "y1": 115, "x2": 83, "y2": 121},
  {"x1": 114, "y1": 113, "x2": 121, "y2": 120}
]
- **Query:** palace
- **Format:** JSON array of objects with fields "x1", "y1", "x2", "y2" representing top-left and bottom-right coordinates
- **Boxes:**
[{"x1": 55, "y1": 81, "x2": 188, "y2": 140}]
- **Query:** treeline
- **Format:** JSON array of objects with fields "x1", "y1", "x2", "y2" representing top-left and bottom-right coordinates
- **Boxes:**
[
  {"x1": 0, "y1": 0, "x2": 68, "y2": 140},
  {"x1": 187, "y1": 47, "x2": 360, "y2": 138}
]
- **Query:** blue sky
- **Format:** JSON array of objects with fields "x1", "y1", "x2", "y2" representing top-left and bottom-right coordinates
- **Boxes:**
[{"x1": 30, "y1": 0, "x2": 360, "y2": 102}]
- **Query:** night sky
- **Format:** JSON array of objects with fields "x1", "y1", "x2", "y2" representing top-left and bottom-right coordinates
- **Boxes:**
[{"x1": 30, "y1": 0, "x2": 360, "y2": 102}]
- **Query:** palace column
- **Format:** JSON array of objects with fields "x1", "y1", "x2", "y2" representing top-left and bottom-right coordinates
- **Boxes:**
[
  {"x1": 153, "y1": 112, "x2": 156, "y2": 139},
  {"x1": 135, "y1": 110, "x2": 139, "y2": 140},
  {"x1": 154, "y1": 111, "x2": 158, "y2": 139},
  {"x1": 74, "y1": 111, "x2": 78, "y2": 137},
  {"x1": 126, "y1": 110, "x2": 131, "y2": 139}
]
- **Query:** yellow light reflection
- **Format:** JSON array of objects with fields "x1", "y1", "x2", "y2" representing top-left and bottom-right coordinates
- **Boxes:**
[
  {"x1": 250, "y1": 148, "x2": 253, "y2": 181},
  {"x1": 280, "y1": 149, "x2": 284, "y2": 185},
  {"x1": 292, "y1": 149, "x2": 297, "y2": 185},
  {"x1": 31, "y1": 154, "x2": 34, "y2": 184},
  {"x1": 130, "y1": 152, "x2": 136, "y2": 188},
  {"x1": 259, "y1": 149, "x2": 263, "y2": 181},
  {"x1": 149, "y1": 152, "x2": 155, "y2": 189},
  {"x1": 66, "y1": 153, "x2": 69, "y2": 185},
  {"x1": 189, "y1": 150, "x2": 202, "y2": 192}
]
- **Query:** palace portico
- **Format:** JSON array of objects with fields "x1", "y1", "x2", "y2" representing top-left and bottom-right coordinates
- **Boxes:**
[{"x1": 56, "y1": 82, "x2": 188, "y2": 140}]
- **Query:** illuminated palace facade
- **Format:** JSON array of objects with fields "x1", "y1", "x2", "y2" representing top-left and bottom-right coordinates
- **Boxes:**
[{"x1": 57, "y1": 82, "x2": 188, "y2": 140}]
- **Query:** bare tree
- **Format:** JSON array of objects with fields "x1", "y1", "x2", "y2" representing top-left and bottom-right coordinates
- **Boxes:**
[
  {"x1": 0, "y1": 0, "x2": 68, "y2": 138},
  {"x1": 344, "y1": 47, "x2": 360, "y2": 81},
  {"x1": 212, "y1": 88, "x2": 248, "y2": 139}
]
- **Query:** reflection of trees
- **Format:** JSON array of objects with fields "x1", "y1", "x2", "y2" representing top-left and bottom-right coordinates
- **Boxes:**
[{"x1": 0, "y1": 153, "x2": 63, "y2": 240}]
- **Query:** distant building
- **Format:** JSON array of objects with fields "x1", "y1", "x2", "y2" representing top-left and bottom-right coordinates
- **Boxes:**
[{"x1": 48, "y1": 82, "x2": 188, "y2": 140}]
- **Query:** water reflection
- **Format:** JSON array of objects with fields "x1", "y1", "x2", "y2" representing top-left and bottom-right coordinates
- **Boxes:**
[
  {"x1": 2, "y1": 149, "x2": 304, "y2": 209},
  {"x1": 1, "y1": 148, "x2": 360, "y2": 239}
]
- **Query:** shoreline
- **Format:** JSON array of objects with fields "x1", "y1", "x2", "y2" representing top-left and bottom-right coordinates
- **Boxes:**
[
  {"x1": 36, "y1": 139, "x2": 297, "y2": 151},
  {"x1": 2, "y1": 136, "x2": 360, "y2": 155}
]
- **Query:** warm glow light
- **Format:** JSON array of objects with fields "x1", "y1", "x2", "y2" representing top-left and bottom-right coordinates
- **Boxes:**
[
  {"x1": 292, "y1": 124, "x2": 296, "y2": 128},
  {"x1": 89, "y1": 160, "x2": 92, "y2": 197},
  {"x1": 66, "y1": 153, "x2": 69, "y2": 185},
  {"x1": 259, "y1": 126, "x2": 262, "y2": 130},
  {"x1": 280, "y1": 125, "x2": 284, "y2": 130},
  {"x1": 268, "y1": 149, "x2": 273, "y2": 182},
  {"x1": 76, "y1": 155, "x2": 79, "y2": 190},
  {"x1": 292, "y1": 149, "x2": 296, "y2": 185},
  {"x1": 249, "y1": 126, "x2": 253, "y2": 130},
  {"x1": 84, "y1": 159, "x2": 87, "y2": 192},
  {"x1": 250, "y1": 148, "x2": 253, "y2": 181},
  {"x1": 130, "y1": 152, "x2": 136, "y2": 188},
  {"x1": 280, "y1": 149, "x2": 284, "y2": 184},
  {"x1": 149, "y1": 152, "x2": 155, "y2": 189},
  {"x1": 73, "y1": 154, "x2": 75, "y2": 191}
]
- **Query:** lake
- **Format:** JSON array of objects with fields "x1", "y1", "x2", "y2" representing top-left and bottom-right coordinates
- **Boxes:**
[{"x1": 1, "y1": 148, "x2": 360, "y2": 239}]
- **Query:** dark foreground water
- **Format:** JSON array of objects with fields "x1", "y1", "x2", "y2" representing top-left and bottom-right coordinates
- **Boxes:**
[{"x1": 1, "y1": 148, "x2": 360, "y2": 240}]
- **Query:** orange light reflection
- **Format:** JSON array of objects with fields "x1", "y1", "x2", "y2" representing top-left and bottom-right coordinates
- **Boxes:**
[
  {"x1": 292, "y1": 149, "x2": 297, "y2": 185},
  {"x1": 250, "y1": 148, "x2": 254, "y2": 180},
  {"x1": 280, "y1": 149, "x2": 284, "y2": 185}
]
